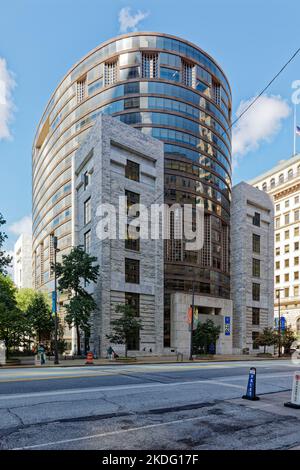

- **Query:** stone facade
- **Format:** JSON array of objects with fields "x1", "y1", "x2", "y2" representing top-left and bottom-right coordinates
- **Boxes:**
[
  {"x1": 231, "y1": 182, "x2": 274, "y2": 354},
  {"x1": 74, "y1": 115, "x2": 164, "y2": 357},
  {"x1": 13, "y1": 233, "x2": 32, "y2": 289}
]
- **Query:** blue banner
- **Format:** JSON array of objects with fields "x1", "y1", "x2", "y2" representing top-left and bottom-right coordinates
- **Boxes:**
[
  {"x1": 224, "y1": 316, "x2": 231, "y2": 336},
  {"x1": 243, "y1": 367, "x2": 259, "y2": 401},
  {"x1": 52, "y1": 291, "x2": 56, "y2": 313}
]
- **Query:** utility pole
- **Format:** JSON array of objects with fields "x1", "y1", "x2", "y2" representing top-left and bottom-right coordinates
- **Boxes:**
[
  {"x1": 189, "y1": 280, "x2": 195, "y2": 361},
  {"x1": 276, "y1": 288, "x2": 284, "y2": 358},
  {"x1": 52, "y1": 235, "x2": 60, "y2": 365}
]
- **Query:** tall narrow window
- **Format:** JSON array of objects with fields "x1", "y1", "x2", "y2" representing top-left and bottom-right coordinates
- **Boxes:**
[
  {"x1": 182, "y1": 60, "x2": 196, "y2": 88},
  {"x1": 253, "y1": 212, "x2": 260, "y2": 227},
  {"x1": 77, "y1": 76, "x2": 87, "y2": 103},
  {"x1": 252, "y1": 258, "x2": 261, "y2": 278},
  {"x1": 252, "y1": 234, "x2": 260, "y2": 254},
  {"x1": 84, "y1": 230, "x2": 91, "y2": 254},
  {"x1": 104, "y1": 60, "x2": 118, "y2": 86},
  {"x1": 125, "y1": 160, "x2": 139, "y2": 181},
  {"x1": 125, "y1": 258, "x2": 140, "y2": 284},
  {"x1": 84, "y1": 198, "x2": 91, "y2": 225},
  {"x1": 252, "y1": 308, "x2": 260, "y2": 325},
  {"x1": 142, "y1": 53, "x2": 158, "y2": 78},
  {"x1": 212, "y1": 79, "x2": 221, "y2": 105}
]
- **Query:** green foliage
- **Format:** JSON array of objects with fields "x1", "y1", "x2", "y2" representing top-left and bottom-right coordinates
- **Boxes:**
[
  {"x1": 253, "y1": 327, "x2": 277, "y2": 353},
  {"x1": 106, "y1": 304, "x2": 143, "y2": 357},
  {"x1": 26, "y1": 292, "x2": 54, "y2": 343},
  {"x1": 0, "y1": 213, "x2": 12, "y2": 275},
  {"x1": 281, "y1": 326, "x2": 298, "y2": 354},
  {"x1": 0, "y1": 274, "x2": 30, "y2": 353},
  {"x1": 54, "y1": 246, "x2": 99, "y2": 355},
  {"x1": 192, "y1": 319, "x2": 221, "y2": 355}
]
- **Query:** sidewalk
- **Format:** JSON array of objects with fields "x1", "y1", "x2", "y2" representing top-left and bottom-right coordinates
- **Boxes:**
[{"x1": 0, "y1": 354, "x2": 289, "y2": 369}]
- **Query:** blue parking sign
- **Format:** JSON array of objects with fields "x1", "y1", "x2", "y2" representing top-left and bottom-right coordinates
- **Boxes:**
[{"x1": 225, "y1": 316, "x2": 231, "y2": 336}]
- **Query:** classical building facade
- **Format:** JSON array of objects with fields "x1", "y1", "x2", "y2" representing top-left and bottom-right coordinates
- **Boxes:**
[
  {"x1": 74, "y1": 115, "x2": 164, "y2": 356},
  {"x1": 32, "y1": 32, "x2": 232, "y2": 348},
  {"x1": 231, "y1": 182, "x2": 274, "y2": 353},
  {"x1": 250, "y1": 154, "x2": 300, "y2": 336},
  {"x1": 13, "y1": 234, "x2": 32, "y2": 289}
]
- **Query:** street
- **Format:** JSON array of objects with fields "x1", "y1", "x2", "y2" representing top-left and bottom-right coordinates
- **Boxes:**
[{"x1": 0, "y1": 359, "x2": 300, "y2": 450}]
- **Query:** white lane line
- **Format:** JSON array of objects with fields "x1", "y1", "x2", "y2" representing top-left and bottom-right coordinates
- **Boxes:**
[
  {"x1": 13, "y1": 415, "x2": 209, "y2": 450},
  {"x1": 0, "y1": 378, "x2": 244, "y2": 401}
]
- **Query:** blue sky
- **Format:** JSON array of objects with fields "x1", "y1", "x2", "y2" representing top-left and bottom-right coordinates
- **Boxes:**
[{"x1": 1, "y1": 0, "x2": 300, "y2": 252}]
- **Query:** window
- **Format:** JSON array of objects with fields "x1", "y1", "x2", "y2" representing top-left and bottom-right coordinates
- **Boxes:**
[
  {"x1": 279, "y1": 173, "x2": 284, "y2": 184},
  {"x1": 124, "y1": 97, "x2": 140, "y2": 109},
  {"x1": 295, "y1": 210, "x2": 300, "y2": 222},
  {"x1": 285, "y1": 259, "x2": 290, "y2": 268},
  {"x1": 270, "y1": 178, "x2": 275, "y2": 188},
  {"x1": 84, "y1": 198, "x2": 91, "y2": 225},
  {"x1": 252, "y1": 308, "x2": 260, "y2": 326},
  {"x1": 125, "y1": 190, "x2": 140, "y2": 212},
  {"x1": 125, "y1": 160, "x2": 139, "y2": 181},
  {"x1": 295, "y1": 196, "x2": 300, "y2": 205},
  {"x1": 284, "y1": 245, "x2": 290, "y2": 254},
  {"x1": 295, "y1": 242, "x2": 299, "y2": 251},
  {"x1": 275, "y1": 218, "x2": 280, "y2": 229},
  {"x1": 125, "y1": 225, "x2": 140, "y2": 251},
  {"x1": 77, "y1": 76, "x2": 87, "y2": 103},
  {"x1": 285, "y1": 213, "x2": 290, "y2": 225},
  {"x1": 125, "y1": 258, "x2": 140, "y2": 284},
  {"x1": 276, "y1": 247, "x2": 280, "y2": 256},
  {"x1": 276, "y1": 233, "x2": 280, "y2": 242},
  {"x1": 276, "y1": 275, "x2": 280, "y2": 284},
  {"x1": 285, "y1": 273, "x2": 289, "y2": 282},
  {"x1": 295, "y1": 227, "x2": 300, "y2": 237},
  {"x1": 288, "y1": 169, "x2": 293, "y2": 180},
  {"x1": 84, "y1": 171, "x2": 90, "y2": 190},
  {"x1": 285, "y1": 200, "x2": 290, "y2": 208},
  {"x1": 182, "y1": 59, "x2": 196, "y2": 88},
  {"x1": 285, "y1": 230, "x2": 290, "y2": 240},
  {"x1": 295, "y1": 271, "x2": 299, "y2": 280},
  {"x1": 104, "y1": 60, "x2": 118, "y2": 85},
  {"x1": 252, "y1": 332, "x2": 260, "y2": 349},
  {"x1": 276, "y1": 204, "x2": 280, "y2": 212},
  {"x1": 294, "y1": 286, "x2": 299, "y2": 297},
  {"x1": 252, "y1": 259, "x2": 261, "y2": 278},
  {"x1": 84, "y1": 230, "x2": 91, "y2": 254},
  {"x1": 142, "y1": 52, "x2": 158, "y2": 78},
  {"x1": 284, "y1": 287, "x2": 289, "y2": 298},
  {"x1": 262, "y1": 183, "x2": 267, "y2": 191},
  {"x1": 297, "y1": 318, "x2": 300, "y2": 334},
  {"x1": 252, "y1": 283, "x2": 260, "y2": 301},
  {"x1": 212, "y1": 79, "x2": 221, "y2": 105},
  {"x1": 276, "y1": 261, "x2": 280, "y2": 270},
  {"x1": 253, "y1": 212, "x2": 260, "y2": 227},
  {"x1": 125, "y1": 293, "x2": 140, "y2": 350},
  {"x1": 295, "y1": 257, "x2": 299, "y2": 266},
  {"x1": 252, "y1": 234, "x2": 260, "y2": 253}
]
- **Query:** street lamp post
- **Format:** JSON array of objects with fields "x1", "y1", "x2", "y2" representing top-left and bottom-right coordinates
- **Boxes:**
[
  {"x1": 52, "y1": 235, "x2": 60, "y2": 365},
  {"x1": 189, "y1": 280, "x2": 195, "y2": 361},
  {"x1": 276, "y1": 288, "x2": 284, "y2": 358}
]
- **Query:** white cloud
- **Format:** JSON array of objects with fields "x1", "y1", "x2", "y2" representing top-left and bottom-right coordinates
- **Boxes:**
[
  {"x1": 0, "y1": 57, "x2": 15, "y2": 140},
  {"x1": 8, "y1": 215, "x2": 32, "y2": 236},
  {"x1": 118, "y1": 6, "x2": 149, "y2": 33},
  {"x1": 232, "y1": 94, "x2": 291, "y2": 166}
]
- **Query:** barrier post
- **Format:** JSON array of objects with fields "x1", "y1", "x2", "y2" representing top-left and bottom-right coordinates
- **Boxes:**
[
  {"x1": 85, "y1": 351, "x2": 94, "y2": 365},
  {"x1": 242, "y1": 367, "x2": 260, "y2": 401},
  {"x1": 284, "y1": 371, "x2": 300, "y2": 409}
]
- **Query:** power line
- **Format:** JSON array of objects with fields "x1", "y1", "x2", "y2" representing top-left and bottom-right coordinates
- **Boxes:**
[{"x1": 225, "y1": 46, "x2": 300, "y2": 135}]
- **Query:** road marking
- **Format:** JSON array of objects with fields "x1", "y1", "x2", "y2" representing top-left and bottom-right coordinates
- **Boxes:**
[
  {"x1": 0, "y1": 378, "x2": 245, "y2": 401},
  {"x1": 13, "y1": 415, "x2": 210, "y2": 449}
]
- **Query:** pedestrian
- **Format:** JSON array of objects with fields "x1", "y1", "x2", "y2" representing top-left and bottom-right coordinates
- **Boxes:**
[{"x1": 38, "y1": 344, "x2": 46, "y2": 365}]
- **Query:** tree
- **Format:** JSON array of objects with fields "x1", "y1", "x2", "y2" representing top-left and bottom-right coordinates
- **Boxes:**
[
  {"x1": 54, "y1": 246, "x2": 99, "y2": 356},
  {"x1": 0, "y1": 274, "x2": 28, "y2": 354},
  {"x1": 193, "y1": 319, "x2": 221, "y2": 355},
  {"x1": 16, "y1": 288, "x2": 37, "y2": 313},
  {"x1": 26, "y1": 292, "x2": 54, "y2": 344},
  {"x1": 106, "y1": 304, "x2": 143, "y2": 358},
  {"x1": 253, "y1": 327, "x2": 277, "y2": 353},
  {"x1": 0, "y1": 213, "x2": 12, "y2": 275},
  {"x1": 281, "y1": 326, "x2": 298, "y2": 355}
]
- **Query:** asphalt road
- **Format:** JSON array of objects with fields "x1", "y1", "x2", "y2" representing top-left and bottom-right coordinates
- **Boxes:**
[{"x1": 0, "y1": 360, "x2": 300, "y2": 450}]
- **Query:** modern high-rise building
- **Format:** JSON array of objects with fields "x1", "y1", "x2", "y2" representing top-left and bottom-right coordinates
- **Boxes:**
[
  {"x1": 32, "y1": 33, "x2": 232, "y2": 348},
  {"x1": 250, "y1": 154, "x2": 300, "y2": 336}
]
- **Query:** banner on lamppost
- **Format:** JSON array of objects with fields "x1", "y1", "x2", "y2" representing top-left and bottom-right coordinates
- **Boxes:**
[
  {"x1": 224, "y1": 316, "x2": 231, "y2": 336},
  {"x1": 52, "y1": 291, "x2": 57, "y2": 313}
]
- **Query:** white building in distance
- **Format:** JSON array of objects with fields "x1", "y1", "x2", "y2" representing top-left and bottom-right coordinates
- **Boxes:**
[
  {"x1": 250, "y1": 154, "x2": 300, "y2": 336},
  {"x1": 13, "y1": 233, "x2": 32, "y2": 289}
]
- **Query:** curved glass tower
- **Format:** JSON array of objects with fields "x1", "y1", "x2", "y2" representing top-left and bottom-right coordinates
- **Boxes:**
[{"x1": 32, "y1": 32, "x2": 232, "y2": 346}]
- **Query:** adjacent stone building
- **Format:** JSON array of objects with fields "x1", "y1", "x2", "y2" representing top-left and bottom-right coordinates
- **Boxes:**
[
  {"x1": 231, "y1": 182, "x2": 274, "y2": 353},
  {"x1": 13, "y1": 233, "x2": 32, "y2": 289},
  {"x1": 74, "y1": 115, "x2": 164, "y2": 357}
]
